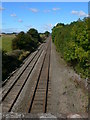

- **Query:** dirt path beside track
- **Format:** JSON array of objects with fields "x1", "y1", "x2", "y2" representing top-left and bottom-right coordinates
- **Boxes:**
[{"x1": 50, "y1": 41, "x2": 88, "y2": 114}]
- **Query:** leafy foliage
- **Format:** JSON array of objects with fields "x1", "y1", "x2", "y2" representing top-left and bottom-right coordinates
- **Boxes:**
[
  {"x1": 52, "y1": 18, "x2": 90, "y2": 78},
  {"x1": 27, "y1": 28, "x2": 42, "y2": 43},
  {"x1": 44, "y1": 31, "x2": 50, "y2": 37},
  {"x1": 12, "y1": 28, "x2": 42, "y2": 52},
  {"x1": 39, "y1": 31, "x2": 50, "y2": 41},
  {"x1": 2, "y1": 50, "x2": 22, "y2": 81},
  {"x1": 3, "y1": 28, "x2": 50, "y2": 81}
]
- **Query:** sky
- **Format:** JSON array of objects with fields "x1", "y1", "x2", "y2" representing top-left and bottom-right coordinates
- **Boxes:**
[
  {"x1": 1, "y1": 0, "x2": 89, "y2": 2},
  {"x1": 0, "y1": 2, "x2": 89, "y2": 33}
]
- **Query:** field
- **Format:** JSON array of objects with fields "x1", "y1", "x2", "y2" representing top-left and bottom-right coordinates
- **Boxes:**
[{"x1": 2, "y1": 34, "x2": 16, "y2": 52}]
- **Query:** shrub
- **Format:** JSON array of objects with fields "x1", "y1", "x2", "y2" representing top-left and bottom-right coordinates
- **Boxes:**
[
  {"x1": 44, "y1": 31, "x2": 50, "y2": 37},
  {"x1": 19, "y1": 51, "x2": 30, "y2": 61},
  {"x1": 52, "y1": 18, "x2": 90, "y2": 78},
  {"x1": 27, "y1": 28, "x2": 42, "y2": 43},
  {"x1": 12, "y1": 31, "x2": 39, "y2": 52},
  {"x1": 2, "y1": 50, "x2": 22, "y2": 81}
]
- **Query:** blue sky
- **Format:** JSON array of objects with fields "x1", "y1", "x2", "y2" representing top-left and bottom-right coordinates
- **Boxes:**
[{"x1": 1, "y1": 2, "x2": 88, "y2": 33}]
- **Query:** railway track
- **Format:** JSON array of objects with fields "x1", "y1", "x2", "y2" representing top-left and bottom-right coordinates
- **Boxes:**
[
  {"x1": 28, "y1": 38, "x2": 51, "y2": 113},
  {"x1": 2, "y1": 36, "x2": 51, "y2": 113}
]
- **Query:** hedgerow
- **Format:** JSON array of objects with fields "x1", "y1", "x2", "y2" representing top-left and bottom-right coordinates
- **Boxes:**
[{"x1": 52, "y1": 18, "x2": 90, "y2": 78}]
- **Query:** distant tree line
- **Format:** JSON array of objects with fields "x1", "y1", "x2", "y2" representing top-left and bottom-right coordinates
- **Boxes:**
[
  {"x1": 12, "y1": 29, "x2": 50, "y2": 52},
  {"x1": 52, "y1": 18, "x2": 90, "y2": 78},
  {"x1": 2, "y1": 28, "x2": 50, "y2": 81}
]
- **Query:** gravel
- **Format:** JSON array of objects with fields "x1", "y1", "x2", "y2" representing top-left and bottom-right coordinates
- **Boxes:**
[{"x1": 50, "y1": 41, "x2": 88, "y2": 114}]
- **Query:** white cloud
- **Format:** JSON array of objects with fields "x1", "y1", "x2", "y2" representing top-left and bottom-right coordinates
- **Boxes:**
[
  {"x1": 29, "y1": 8, "x2": 38, "y2": 13},
  {"x1": 48, "y1": 24, "x2": 53, "y2": 28},
  {"x1": 44, "y1": 24, "x2": 53, "y2": 29},
  {"x1": 52, "y1": 8, "x2": 60, "y2": 11},
  {"x1": 18, "y1": 19, "x2": 23, "y2": 23},
  {"x1": 0, "y1": 6, "x2": 5, "y2": 11},
  {"x1": 44, "y1": 9, "x2": 51, "y2": 13},
  {"x1": 71, "y1": 10, "x2": 88, "y2": 17},
  {"x1": 10, "y1": 13, "x2": 17, "y2": 17},
  {"x1": 25, "y1": 25, "x2": 32, "y2": 28},
  {"x1": 42, "y1": 24, "x2": 53, "y2": 32},
  {"x1": 71, "y1": 10, "x2": 78, "y2": 15},
  {"x1": 79, "y1": 10, "x2": 88, "y2": 17}
]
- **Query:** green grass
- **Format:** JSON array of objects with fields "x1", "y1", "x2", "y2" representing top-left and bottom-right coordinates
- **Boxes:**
[{"x1": 2, "y1": 34, "x2": 15, "y2": 52}]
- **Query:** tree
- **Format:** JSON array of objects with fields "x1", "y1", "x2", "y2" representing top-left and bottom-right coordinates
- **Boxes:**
[
  {"x1": 12, "y1": 31, "x2": 26, "y2": 50},
  {"x1": 27, "y1": 28, "x2": 42, "y2": 43},
  {"x1": 52, "y1": 17, "x2": 90, "y2": 78},
  {"x1": 12, "y1": 30, "x2": 39, "y2": 52},
  {"x1": 44, "y1": 31, "x2": 50, "y2": 37}
]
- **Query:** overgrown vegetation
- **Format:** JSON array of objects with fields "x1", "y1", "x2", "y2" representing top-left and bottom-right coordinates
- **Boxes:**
[
  {"x1": 52, "y1": 18, "x2": 90, "y2": 79},
  {"x1": 39, "y1": 31, "x2": 50, "y2": 41},
  {"x1": 12, "y1": 29, "x2": 40, "y2": 52},
  {"x1": 2, "y1": 50, "x2": 22, "y2": 80},
  {"x1": 2, "y1": 28, "x2": 50, "y2": 81}
]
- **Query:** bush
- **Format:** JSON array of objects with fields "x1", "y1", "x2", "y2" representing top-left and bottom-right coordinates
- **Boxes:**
[
  {"x1": 7, "y1": 50, "x2": 23, "y2": 58},
  {"x1": 52, "y1": 18, "x2": 90, "y2": 78},
  {"x1": 19, "y1": 51, "x2": 30, "y2": 61},
  {"x1": 12, "y1": 31, "x2": 39, "y2": 52},
  {"x1": 2, "y1": 49, "x2": 30, "y2": 81},
  {"x1": 3, "y1": 28, "x2": 49, "y2": 81},
  {"x1": 27, "y1": 28, "x2": 42, "y2": 43},
  {"x1": 44, "y1": 31, "x2": 50, "y2": 37},
  {"x1": 12, "y1": 28, "x2": 43, "y2": 52},
  {"x1": 2, "y1": 50, "x2": 22, "y2": 81}
]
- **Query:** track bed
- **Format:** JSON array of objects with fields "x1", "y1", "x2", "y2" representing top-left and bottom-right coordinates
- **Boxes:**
[{"x1": 2, "y1": 36, "x2": 51, "y2": 113}]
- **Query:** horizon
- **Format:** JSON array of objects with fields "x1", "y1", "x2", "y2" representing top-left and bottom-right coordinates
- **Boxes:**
[{"x1": 1, "y1": 2, "x2": 88, "y2": 33}]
